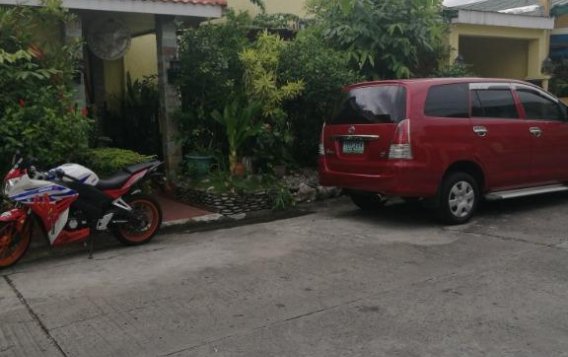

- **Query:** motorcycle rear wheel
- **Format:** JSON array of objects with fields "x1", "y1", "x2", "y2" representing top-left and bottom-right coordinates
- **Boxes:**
[
  {"x1": 0, "y1": 220, "x2": 31, "y2": 268},
  {"x1": 113, "y1": 195, "x2": 162, "y2": 246}
]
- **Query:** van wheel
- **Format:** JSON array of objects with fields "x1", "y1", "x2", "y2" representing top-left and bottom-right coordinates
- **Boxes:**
[
  {"x1": 350, "y1": 193, "x2": 385, "y2": 211},
  {"x1": 438, "y1": 172, "x2": 479, "y2": 225}
]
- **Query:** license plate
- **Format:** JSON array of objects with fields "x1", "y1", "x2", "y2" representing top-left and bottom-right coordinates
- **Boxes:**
[{"x1": 342, "y1": 140, "x2": 364, "y2": 154}]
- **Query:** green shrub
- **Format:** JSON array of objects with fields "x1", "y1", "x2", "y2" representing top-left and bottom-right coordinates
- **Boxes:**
[
  {"x1": 239, "y1": 32, "x2": 304, "y2": 170},
  {"x1": 306, "y1": 0, "x2": 447, "y2": 80},
  {"x1": 0, "y1": 1, "x2": 89, "y2": 172},
  {"x1": 279, "y1": 28, "x2": 361, "y2": 166},
  {"x1": 82, "y1": 148, "x2": 155, "y2": 178},
  {"x1": 178, "y1": 10, "x2": 250, "y2": 115},
  {"x1": 550, "y1": 59, "x2": 568, "y2": 98},
  {"x1": 0, "y1": 89, "x2": 90, "y2": 171}
]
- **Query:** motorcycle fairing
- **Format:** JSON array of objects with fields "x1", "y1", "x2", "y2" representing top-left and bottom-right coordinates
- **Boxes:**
[
  {"x1": 30, "y1": 196, "x2": 77, "y2": 244},
  {"x1": 0, "y1": 208, "x2": 26, "y2": 223},
  {"x1": 8, "y1": 176, "x2": 77, "y2": 204}
]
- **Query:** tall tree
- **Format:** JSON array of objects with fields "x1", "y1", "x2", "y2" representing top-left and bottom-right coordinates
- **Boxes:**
[{"x1": 306, "y1": 0, "x2": 447, "y2": 80}]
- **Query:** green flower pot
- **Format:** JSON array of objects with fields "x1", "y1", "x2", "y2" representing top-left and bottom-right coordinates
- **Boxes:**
[{"x1": 185, "y1": 155, "x2": 214, "y2": 178}]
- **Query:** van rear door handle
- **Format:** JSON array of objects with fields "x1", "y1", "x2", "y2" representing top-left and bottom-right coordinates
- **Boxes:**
[
  {"x1": 473, "y1": 126, "x2": 487, "y2": 137},
  {"x1": 529, "y1": 127, "x2": 542, "y2": 137}
]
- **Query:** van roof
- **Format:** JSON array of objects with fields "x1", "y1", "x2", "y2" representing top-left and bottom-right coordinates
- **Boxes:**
[{"x1": 345, "y1": 77, "x2": 536, "y2": 91}]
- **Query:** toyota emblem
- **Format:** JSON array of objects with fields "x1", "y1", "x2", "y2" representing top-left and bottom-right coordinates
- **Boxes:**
[{"x1": 348, "y1": 126, "x2": 356, "y2": 134}]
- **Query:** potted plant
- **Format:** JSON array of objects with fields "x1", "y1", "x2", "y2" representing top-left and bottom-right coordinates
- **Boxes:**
[
  {"x1": 212, "y1": 97, "x2": 263, "y2": 176},
  {"x1": 177, "y1": 109, "x2": 219, "y2": 178}
]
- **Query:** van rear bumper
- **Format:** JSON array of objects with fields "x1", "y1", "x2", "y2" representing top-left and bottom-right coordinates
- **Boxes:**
[{"x1": 319, "y1": 158, "x2": 438, "y2": 197}]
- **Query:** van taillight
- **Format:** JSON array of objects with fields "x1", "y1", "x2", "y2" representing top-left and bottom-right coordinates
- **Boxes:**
[
  {"x1": 388, "y1": 119, "x2": 413, "y2": 160},
  {"x1": 319, "y1": 123, "x2": 326, "y2": 156}
]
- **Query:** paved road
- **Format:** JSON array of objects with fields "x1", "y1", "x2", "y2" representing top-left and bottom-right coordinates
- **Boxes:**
[{"x1": 2, "y1": 194, "x2": 568, "y2": 357}]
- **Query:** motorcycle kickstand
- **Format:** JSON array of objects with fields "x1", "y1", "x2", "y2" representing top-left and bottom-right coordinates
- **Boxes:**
[{"x1": 88, "y1": 233, "x2": 96, "y2": 259}]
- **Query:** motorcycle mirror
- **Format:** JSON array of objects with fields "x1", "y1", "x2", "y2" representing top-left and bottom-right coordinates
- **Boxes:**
[{"x1": 11, "y1": 150, "x2": 21, "y2": 165}]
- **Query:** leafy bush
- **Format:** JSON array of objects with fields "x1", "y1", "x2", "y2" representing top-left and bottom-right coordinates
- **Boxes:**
[
  {"x1": 82, "y1": 148, "x2": 155, "y2": 178},
  {"x1": 178, "y1": 11, "x2": 250, "y2": 115},
  {"x1": 279, "y1": 28, "x2": 362, "y2": 166},
  {"x1": 0, "y1": 90, "x2": 90, "y2": 170},
  {"x1": 550, "y1": 59, "x2": 568, "y2": 98},
  {"x1": 177, "y1": 11, "x2": 251, "y2": 161},
  {"x1": 240, "y1": 32, "x2": 304, "y2": 170},
  {"x1": 0, "y1": 1, "x2": 90, "y2": 172},
  {"x1": 306, "y1": 0, "x2": 447, "y2": 80}
]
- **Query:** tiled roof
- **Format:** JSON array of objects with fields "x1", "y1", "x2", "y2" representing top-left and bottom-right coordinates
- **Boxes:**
[{"x1": 157, "y1": 0, "x2": 226, "y2": 5}]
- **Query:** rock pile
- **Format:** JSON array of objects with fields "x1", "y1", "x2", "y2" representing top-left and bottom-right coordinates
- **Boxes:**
[{"x1": 283, "y1": 168, "x2": 342, "y2": 203}]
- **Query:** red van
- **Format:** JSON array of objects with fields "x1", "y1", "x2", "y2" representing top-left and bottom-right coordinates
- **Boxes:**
[{"x1": 319, "y1": 78, "x2": 568, "y2": 224}]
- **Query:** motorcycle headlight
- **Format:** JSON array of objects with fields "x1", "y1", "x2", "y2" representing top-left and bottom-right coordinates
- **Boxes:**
[{"x1": 3, "y1": 178, "x2": 17, "y2": 196}]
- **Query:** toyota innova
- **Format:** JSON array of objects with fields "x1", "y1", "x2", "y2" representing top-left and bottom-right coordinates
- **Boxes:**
[{"x1": 319, "y1": 78, "x2": 568, "y2": 224}]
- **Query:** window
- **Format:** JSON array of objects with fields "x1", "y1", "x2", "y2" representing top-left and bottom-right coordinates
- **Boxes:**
[
  {"x1": 471, "y1": 89, "x2": 519, "y2": 119},
  {"x1": 517, "y1": 89, "x2": 564, "y2": 121},
  {"x1": 424, "y1": 83, "x2": 469, "y2": 118},
  {"x1": 330, "y1": 86, "x2": 406, "y2": 124}
]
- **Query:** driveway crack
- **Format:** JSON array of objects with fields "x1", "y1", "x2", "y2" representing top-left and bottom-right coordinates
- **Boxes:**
[
  {"x1": 453, "y1": 229, "x2": 564, "y2": 249},
  {"x1": 3, "y1": 275, "x2": 67, "y2": 357}
]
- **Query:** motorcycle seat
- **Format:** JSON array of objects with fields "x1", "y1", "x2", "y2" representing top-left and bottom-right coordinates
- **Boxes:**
[
  {"x1": 123, "y1": 161, "x2": 160, "y2": 174},
  {"x1": 96, "y1": 171, "x2": 132, "y2": 190}
]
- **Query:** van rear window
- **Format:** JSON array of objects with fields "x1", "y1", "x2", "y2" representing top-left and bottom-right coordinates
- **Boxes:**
[{"x1": 330, "y1": 86, "x2": 406, "y2": 124}]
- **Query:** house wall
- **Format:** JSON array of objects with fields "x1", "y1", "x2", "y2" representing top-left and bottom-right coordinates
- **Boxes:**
[
  {"x1": 449, "y1": 23, "x2": 550, "y2": 82},
  {"x1": 459, "y1": 36, "x2": 528, "y2": 79},
  {"x1": 103, "y1": 59, "x2": 124, "y2": 110},
  {"x1": 228, "y1": 0, "x2": 306, "y2": 17},
  {"x1": 123, "y1": 34, "x2": 158, "y2": 81}
]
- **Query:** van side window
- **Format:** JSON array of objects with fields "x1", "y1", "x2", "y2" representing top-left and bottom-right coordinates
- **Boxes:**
[
  {"x1": 424, "y1": 83, "x2": 469, "y2": 118},
  {"x1": 517, "y1": 89, "x2": 563, "y2": 121},
  {"x1": 471, "y1": 89, "x2": 519, "y2": 119}
]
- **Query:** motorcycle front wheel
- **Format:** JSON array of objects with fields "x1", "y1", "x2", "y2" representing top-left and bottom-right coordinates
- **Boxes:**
[
  {"x1": 113, "y1": 195, "x2": 162, "y2": 246},
  {"x1": 0, "y1": 219, "x2": 31, "y2": 268}
]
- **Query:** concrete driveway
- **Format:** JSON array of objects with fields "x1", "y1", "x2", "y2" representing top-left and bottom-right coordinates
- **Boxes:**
[{"x1": 2, "y1": 194, "x2": 568, "y2": 356}]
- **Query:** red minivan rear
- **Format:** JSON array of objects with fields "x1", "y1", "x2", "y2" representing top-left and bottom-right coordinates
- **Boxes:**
[{"x1": 319, "y1": 82, "x2": 415, "y2": 195}]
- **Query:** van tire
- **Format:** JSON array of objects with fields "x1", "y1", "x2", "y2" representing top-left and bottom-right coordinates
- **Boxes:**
[
  {"x1": 438, "y1": 172, "x2": 479, "y2": 225},
  {"x1": 350, "y1": 193, "x2": 385, "y2": 211}
]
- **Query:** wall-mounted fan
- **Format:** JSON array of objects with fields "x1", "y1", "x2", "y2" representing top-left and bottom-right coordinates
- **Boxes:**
[{"x1": 87, "y1": 17, "x2": 132, "y2": 61}]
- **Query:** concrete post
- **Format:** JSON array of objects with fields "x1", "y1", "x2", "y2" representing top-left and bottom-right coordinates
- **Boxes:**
[
  {"x1": 64, "y1": 14, "x2": 86, "y2": 108},
  {"x1": 448, "y1": 26, "x2": 460, "y2": 66},
  {"x1": 155, "y1": 15, "x2": 182, "y2": 179}
]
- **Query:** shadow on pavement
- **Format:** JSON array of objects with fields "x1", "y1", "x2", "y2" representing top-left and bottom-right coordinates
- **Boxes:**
[{"x1": 331, "y1": 191, "x2": 568, "y2": 227}]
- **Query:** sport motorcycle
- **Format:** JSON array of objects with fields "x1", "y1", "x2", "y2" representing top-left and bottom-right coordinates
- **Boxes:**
[{"x1": 0, "y1": 153, "x2": 163, "y2": 268}]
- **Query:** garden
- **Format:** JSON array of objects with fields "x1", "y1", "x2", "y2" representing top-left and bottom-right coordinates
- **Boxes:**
[
  {"x1": 0, "y1": 0, "x2": 468, "y2": 214},
  {"x1": 172, "y1": 0, "x2": 458, "y2": 213}
]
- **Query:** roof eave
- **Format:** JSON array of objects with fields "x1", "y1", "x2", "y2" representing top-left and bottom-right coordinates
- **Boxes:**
[
  {"x1": 452, "y1": 9, "x2": 555, "y2": 30},
  {"x1": 0, "y1": 0, "x2": 225, "y2": 18}
]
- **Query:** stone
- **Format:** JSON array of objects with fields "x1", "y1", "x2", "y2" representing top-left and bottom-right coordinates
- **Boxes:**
[
  {"x1": 295, "y1": 183, "x2": 317, "y2": 203},
  {"x1": 316, "y1": 186, "x2": 341, "y2": 200}
]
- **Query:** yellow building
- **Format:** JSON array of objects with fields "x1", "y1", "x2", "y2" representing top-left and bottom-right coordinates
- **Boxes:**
[{"x1": 446, "y1": 0, "x2": 555, "y2": 88}]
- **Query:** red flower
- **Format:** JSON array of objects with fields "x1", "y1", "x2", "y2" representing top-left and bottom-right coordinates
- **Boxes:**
[
  {"x1": 18, "y1": 99, "x2": 25, "y2": 108},
  {"x1": 81, "y1": 107, "x2": 89, "y2": 117}
]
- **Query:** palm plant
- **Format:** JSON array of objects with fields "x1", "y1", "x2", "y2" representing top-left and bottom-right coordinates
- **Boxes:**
[{"x1": 212, "y1": 97, "x2": 263, "y2": 175}]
